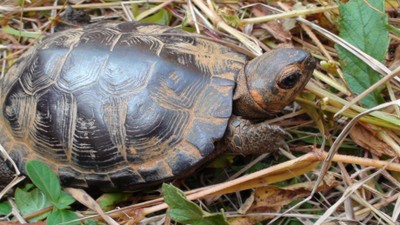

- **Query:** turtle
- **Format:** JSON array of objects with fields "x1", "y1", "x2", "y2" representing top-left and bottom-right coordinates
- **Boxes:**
[{"x1": 0, "y1": 21, "x2": 316, "y2": 190}]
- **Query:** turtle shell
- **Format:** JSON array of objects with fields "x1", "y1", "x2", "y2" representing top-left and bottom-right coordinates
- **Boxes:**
[{"x1": 0, "y1": 22, "x2": 248, "y2": 189}]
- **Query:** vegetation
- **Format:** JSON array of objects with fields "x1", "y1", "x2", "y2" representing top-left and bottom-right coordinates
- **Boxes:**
[{"x1": 1, "y1": 0, "x2": 400, "y2": 224}]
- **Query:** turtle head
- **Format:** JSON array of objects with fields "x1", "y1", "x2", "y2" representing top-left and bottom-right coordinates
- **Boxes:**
[{"x1": 233, "y1": 48, "x2": 316, "y2": 119}]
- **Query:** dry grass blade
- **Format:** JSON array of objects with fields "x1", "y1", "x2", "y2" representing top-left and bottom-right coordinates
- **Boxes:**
[
  {"x1": 335, "y1": 65, "x2": 400, "y2": 117},
  {"x1": 7, "y1": 198, "x2": 26, "y2": 223},
  {"x1": 2, "y1": 0, "x2": 185, "y2": 12},
  {"x1": 0, "y1": 143, "x2": 24, "y2": 199},
  {"x1": 393, "y1": 196, "x2": 400, "y2": 222},
  {"x1": 242, "y1": 5, "x2": 338, "y2": 24},
  {"x1": 315, "y1": 164, "x2": 397, "y2": 225},
  {"x1": 192, "y1": 0, "x2": 262, "y2": 55},
  {"x1": 312, "y1": 70, "x2": 350, "y2": 95},
  {"x1": 0, "y1": 176, "x2": 25, "y2": 200},
  {"x1": 328, "y1": 99, "x2": 400, "y2": 159},
  {"x1": 64, "y1": 188, "x2": 119, "y2": 225}
]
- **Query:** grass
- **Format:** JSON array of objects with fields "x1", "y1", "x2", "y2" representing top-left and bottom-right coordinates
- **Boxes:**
[{"x1": 1, "y1": 0, "x2": 400, "y2": 224}]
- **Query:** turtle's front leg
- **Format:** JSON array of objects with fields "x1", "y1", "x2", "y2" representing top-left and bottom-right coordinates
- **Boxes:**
[{"x1": 223, "y1": 116, "x2": 289, "y2": 155}]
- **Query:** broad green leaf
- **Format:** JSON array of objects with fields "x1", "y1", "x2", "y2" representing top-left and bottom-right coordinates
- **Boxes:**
[
  {"x1": 168, "y1": 209, "x2": 202, "y2": 222},
  {"x1": 53, "y1": 191, "x2": 75, "y2": 210},
  {"x1": 162, "y1": 184, "x2": 229, "y2": 225},
  {"x1": 15, "y1": 188, "x2": 51, "y2": 221},
  {"x1": 96, "y1": 193, "x2": 130, "y2": 211},
  {"x1": 25, "y1": 160, "x2": 61, "y2": 204},
  {"x1": 163, "y1": 183, "x2": 204, "y2": 219},
  {"x1": 46, "y1": 209, "x2": 79, "y2": 225},
  {"x1": 335, "y1": 0, "x2": 389, "y2": 108},
  {"x1": 140, "y1": 8, "x2": 171, "y2": 25},
  {"x1": 0, "y1": 201, "x2": 11, "y2": 216}
]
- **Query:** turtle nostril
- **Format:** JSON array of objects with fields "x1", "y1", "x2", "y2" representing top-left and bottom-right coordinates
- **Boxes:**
[{"x1": 278, "y1": 71, "x2": 302, "y2": 89}]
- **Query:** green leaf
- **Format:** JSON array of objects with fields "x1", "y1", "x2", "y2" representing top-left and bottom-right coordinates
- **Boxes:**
[
  {"x1": 219, "y1": 8, "x2": 240, "y2": 27},
  {"x1": 96, "y1": 193, "x2": 130, "y2": 211},
  {"x1": 163, "y1": 183, "x2": 204, "y2": 221},
  {"x1": 53, "y1": 191, "x2": 75, "y2": 210},
  {"x1": 335, "y1": 0, "x2": 389, "y2": 108},
  {"x1": 194, "y1": 214, "x2": 231, "y2": 225},
  {"x1": 168, "y1": 209, "x2": 201, "y2": 222},
  {"x1": 0, "y1": 201, "x2": 11, "y2": 216},
  {"x1": 46, "y1": 209, "x2": 79, "y2": 225},
  {"x1": 21, "y1": 183, "x2": 35, "y2": 192},
  {"x1": 140, "y1": 8, "x2": 171, "y2": 25},
  {"x1": 162, "y1": 184, "x2": 229, "y2": 225},
  {"x1": 207, "y1": 155, "x2": 235, "y2": 168},
  {"x1": 15, "y1": 188, "x2": 52, "y2": 221},
  {"x1": 25, "y1": 160, "x2": 61, "y2": 204},
  {"x1": 3, "y1": 26, "x2": 44, "y2": 39}
]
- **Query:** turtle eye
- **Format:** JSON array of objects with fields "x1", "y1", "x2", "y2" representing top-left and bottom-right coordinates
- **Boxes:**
[{"x1": 278, "y1": 71, "x2": 302, "y2": 89}]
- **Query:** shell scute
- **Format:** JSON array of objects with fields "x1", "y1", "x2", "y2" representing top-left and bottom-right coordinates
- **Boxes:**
[
  {"x1": 124, "y1": 90, "x2": 190, "y2": 162},
  {"x1": 79, "y1": 28, "x2": 121, "y2": 48},
  {"x1": 71, "y1": 90, "x2": 125, "y2": 170},
  {"x1": 19, "y1": 49, "x2": 65, "y2": 95},
  {"x1": 186, "y1": 118, "x2": 228, "y2": 157},
  {"x1": 166, "y1": 151, "x2": 199, "y2": 176},
  {"x1": 98, "y1": 50, "x2": 154, "y2": 96},
  {"x1": 57, "y1": 47, "x2": 108, "y2": 92},
  {"x1": 30, "y1": 86, "x2": 71, "y2": 162},
  {"x1": 109, "y1": 168, "x2": 145, "y2": 188},
  {"x1": 3, "y1": 82, "x2": 36, "y2": 139},
  {"x1": 58, "y1": 166, "x2": 87, "y2": 187},
  {"x1": 137, "y1": 160, "x2": 173, "y2": 182}
]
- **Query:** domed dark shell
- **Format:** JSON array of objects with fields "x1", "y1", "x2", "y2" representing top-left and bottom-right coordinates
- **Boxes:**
[{"x1": 0, "y1": 22, "x2": 248, "y2": 189}]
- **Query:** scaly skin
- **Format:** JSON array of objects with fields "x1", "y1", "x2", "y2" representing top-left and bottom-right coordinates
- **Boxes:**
[{"x1": 223, "y1": 115, "x2": 288, "y2": 154}]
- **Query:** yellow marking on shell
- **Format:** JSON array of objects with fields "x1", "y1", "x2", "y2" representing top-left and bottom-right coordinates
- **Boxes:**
[
  {"x1": 167, "y1": 40, "x2": 245, "y2": 75},
  {"x1": 5, "y1": 94, "x2": 36, "y2": 139},
  {"x1": 135, "y1": 25, "x2": 172, "y2": 35},
  {"x1": 179, "y1": 140, "x2": 203, "y2": 158},
  {"x1": 66, "y1": 94, "x2": 77, "y2": 162},
  {"x1": 128, "y1": 147, "x2": 137, "y2": 155},
  {"x1": 103, "y1": 98, "x2": 128, "y2": 160},
  {"x1": 169, "y1": 72, "x2": 180, "y2": 84},
  {"x1": 41, "y1": 29, "x2": 84, "y2": 50},
  {"x1": 160, "y1": 160, "x2": 173, "y2": 177},
  {"x1": 109, "y1": 32, "x2": 122, "y2": 52},
  {"x1": 213, "y1": 72, "x2": 237, "y2": 82}
]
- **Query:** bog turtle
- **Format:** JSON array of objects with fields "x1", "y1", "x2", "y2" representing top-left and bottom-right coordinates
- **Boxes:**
[{"x1": 0, "y1": 22, "x2": 316, "y2": 190}]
